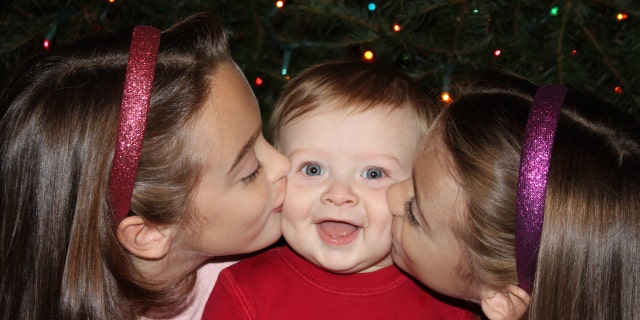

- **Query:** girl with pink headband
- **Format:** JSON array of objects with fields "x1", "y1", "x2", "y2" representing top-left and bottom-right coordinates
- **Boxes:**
[
  {"x1": 0, "y1": 13, "x2": 289, "y2": 319},
  {"x1": 388, "y1": 70, "x2": 640, "y2": 319}
]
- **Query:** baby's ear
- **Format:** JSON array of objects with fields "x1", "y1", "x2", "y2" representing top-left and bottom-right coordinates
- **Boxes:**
[
  {"x1": 117, "y1": 216, "x2": 174, "y2": 259},
  {"x1": 479, "y1": 285, "x2": 530, "y2": 320}
]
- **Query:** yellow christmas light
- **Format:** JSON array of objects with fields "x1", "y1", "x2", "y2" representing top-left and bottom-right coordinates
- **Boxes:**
[
  {"x1": 363, "y1": 50, "x2": 374, "y2": 61},
  {"x1": 276, "y1": 1, "x2": 284, "y2": 8},
  {"x1": 441, "y1": 92, "x2": 452, "y2": 104}
]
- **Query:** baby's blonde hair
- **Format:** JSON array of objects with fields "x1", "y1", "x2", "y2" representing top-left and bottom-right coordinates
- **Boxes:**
[{"x1": 269, "y1": 60, "x2": 436, "y2": 147}]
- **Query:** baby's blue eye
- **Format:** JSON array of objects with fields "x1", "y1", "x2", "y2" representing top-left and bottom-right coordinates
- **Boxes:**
[
  {"x1": 362, "y1": 167, "x2": 385, "y2": 179},
  {"x1": 302, "y1": 163, "x2": 324, "y2": 176}
]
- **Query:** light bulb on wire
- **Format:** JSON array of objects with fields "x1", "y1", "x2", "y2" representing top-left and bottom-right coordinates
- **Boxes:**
[{"x1": 363, "y1": 50, "x2": 374, "y2": 61}]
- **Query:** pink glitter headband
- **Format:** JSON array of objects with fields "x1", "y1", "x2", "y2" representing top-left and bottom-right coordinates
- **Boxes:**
[
  {"x1": 515, "y1": 84, "x2": 567, "y2": 293},
  {"x1": 109, "y1": 26, "x2": 161, "y2": 223}
]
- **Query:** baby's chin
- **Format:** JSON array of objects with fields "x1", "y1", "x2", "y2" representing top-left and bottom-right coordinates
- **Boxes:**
[{"x1": 311, "y1": 253, "x2": 394, "y2": 275}]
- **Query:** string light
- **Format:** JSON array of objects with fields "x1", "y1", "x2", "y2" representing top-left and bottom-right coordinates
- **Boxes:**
[
  {"x1": 615, "y1": 86, "x2": 623, "y2": 94},
  {"x1": 367, "y1": 2, "x2": 376, "y2": 11},
  {"x1": 255, "y1": 77, "x2": 263, "y2": 86},
  {"x1": 363, "y1": 50, "x2": 374, "y2": 61},
  {"x1": 571, "y1": 49, "x2": 577, "y2": 56},
  {"x1": 109, "y1": 0, "x2": 115, "y2": 3},
  {"x1": 281, "y1": 50, "x2": 292, "y2": 76},
  {"x1": 43, "y1": 23, "x2": 58, "y2": 51},
  {"x1": 550, "y1": 6, "x2": 559, "y2": 16},
  {"x1": 393, "y1": 23, "x2": 401, "y2": 32},
  {"x1": 617, "y1": 13, "x2": 628, "y2": 21},
  {"x1": 276, "y1": 1, "x2": 284, "y2": 8},
  {"x1": 493, "y1": 49, "x2": 501, "y2": 56},
  {"x1": 441, "y1": 92, "x2": 452, "y2": 104}
]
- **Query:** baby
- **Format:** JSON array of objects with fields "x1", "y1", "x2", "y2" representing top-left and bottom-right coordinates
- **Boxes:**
[{"x1": 203, "y1": 60, "x2": 475, "y2": 319}]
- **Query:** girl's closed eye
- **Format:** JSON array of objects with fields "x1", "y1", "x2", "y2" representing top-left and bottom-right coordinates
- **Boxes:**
[
  {"x1": 241, "y1": 162, "x2": 263, "y2": 184},
  {"x1": 361, "y1": 167, "x2": 388, "y2": 180},
  {"x1": 404, "y1": 198, "x2": 419, "y2": 226}
]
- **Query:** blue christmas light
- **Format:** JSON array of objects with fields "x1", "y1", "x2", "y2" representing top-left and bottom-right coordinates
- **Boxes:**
[
  {"x1": 367, "y1": 2, "x2": 376, "y2": 11},
  {"x1": 281, "y1": 50, "x2": 292, "y2": 76}
]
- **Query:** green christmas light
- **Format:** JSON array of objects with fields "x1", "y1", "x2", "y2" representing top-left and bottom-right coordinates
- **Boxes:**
[{"x1": 550, "y1": 6, "x2": 559, "y2": 16}]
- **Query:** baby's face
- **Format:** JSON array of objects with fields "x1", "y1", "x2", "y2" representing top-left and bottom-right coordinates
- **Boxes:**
[{"x1": 278, "y1": 106, "x2": 420, "y2": 274}]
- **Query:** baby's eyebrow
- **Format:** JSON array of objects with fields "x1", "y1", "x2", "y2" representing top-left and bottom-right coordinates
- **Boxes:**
[
  {"x1": 356, "y1": 153, "x2": 403, "y2": 166},
  {"x1": 228, "y1": 128, "x2": 261, "y2": 174}
]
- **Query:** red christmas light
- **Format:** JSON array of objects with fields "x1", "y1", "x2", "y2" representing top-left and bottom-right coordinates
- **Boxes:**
[{"x1": 614, "y1": 86, "x2": 623, "y2": 94}]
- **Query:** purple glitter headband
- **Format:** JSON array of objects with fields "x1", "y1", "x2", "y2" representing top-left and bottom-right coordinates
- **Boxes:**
[
  {"x1": 515, "y1": 84, "x2": 568, "y2": 293},
  {"x1": 109, "y1": 26, "x2": 161, "y2": 223}
]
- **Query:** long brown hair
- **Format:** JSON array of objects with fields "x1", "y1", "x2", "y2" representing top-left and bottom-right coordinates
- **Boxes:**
[
  {"x1": 0, "y1": 13, "x2": 231, "y2": 319},
  {"x1": 435, "y1": 70, "x2": 640, "y2": 319}
]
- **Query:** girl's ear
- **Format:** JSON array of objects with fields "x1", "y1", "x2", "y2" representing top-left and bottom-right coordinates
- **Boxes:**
[
  {"x1": 117, "y1": 216, "x2": 174, "y2": 259},
  {"x1": 479, "y1": 285, "x2": 530, "y2": 320}
]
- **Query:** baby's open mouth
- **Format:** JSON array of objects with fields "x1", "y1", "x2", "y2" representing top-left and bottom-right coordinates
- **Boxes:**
[{"x1": 317, "y1": 220, "x2": 361, "y2": 246}]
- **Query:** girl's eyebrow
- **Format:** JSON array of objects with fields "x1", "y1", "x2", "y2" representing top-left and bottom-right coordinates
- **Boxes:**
[{"x1": 228, "y1": 127, "x2": 261, "y2": 174}]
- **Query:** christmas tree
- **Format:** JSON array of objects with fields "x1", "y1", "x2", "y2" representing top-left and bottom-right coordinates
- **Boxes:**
[{"x1": 1, "y1": 0, "x2": 639, "y2": 117}]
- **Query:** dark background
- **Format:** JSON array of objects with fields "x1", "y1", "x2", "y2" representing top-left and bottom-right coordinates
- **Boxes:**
[{"x1": 1, "y1": 0, "x2": 639, "y2": 117}]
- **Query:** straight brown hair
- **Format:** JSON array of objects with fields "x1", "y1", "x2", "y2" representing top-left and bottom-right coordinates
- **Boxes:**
[
  {"x1": 0, "y1": 13, "x2": 231, "y2": 319},
  {"x1": 436, "y1": 70, "x2": 640, "y2": 319}
]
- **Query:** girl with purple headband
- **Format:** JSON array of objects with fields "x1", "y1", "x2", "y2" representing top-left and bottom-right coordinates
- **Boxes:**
[
  {"x1": 387, "y1": 70, "x2": 640, "y2": 319},
  {"x1": 0, "y1": 13, "x2": 290, "y2": 319}
]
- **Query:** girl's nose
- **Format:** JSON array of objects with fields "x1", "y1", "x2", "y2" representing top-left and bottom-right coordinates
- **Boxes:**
[
  {"x1": 387, "y1": 178, "x2": 413, "y2": 217},
  {"x1": 263, "y1": 140, "x2": 291, "y2": 182}
]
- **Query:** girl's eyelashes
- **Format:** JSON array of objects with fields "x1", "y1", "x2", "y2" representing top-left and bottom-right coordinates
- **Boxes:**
[
  {"x1": 404, "y1": 198, "x2": 419, "y2": 226},
  {"x1": 241, "y1": 162, "x2": 263, "y2": 184}
]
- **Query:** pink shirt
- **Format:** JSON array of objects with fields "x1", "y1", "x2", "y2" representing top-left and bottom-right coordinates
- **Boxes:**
[{"x1": 142, "y1": 260, "x2": 236, "y2": 320}]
